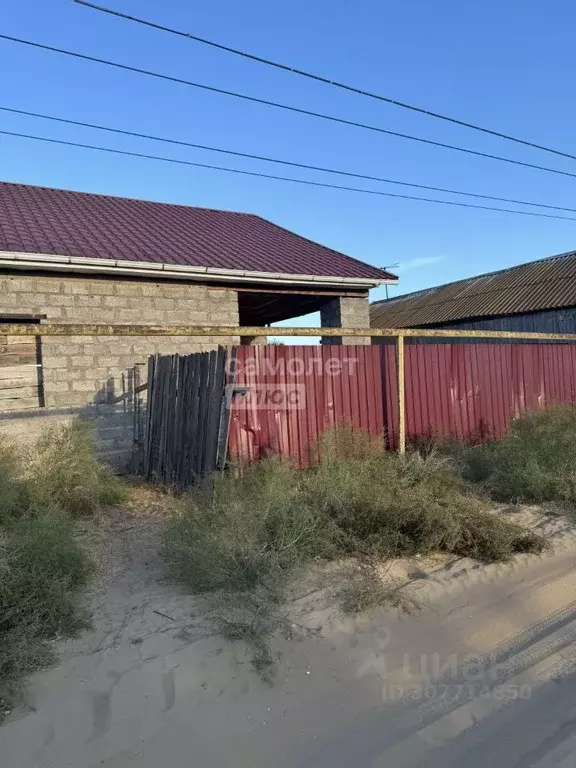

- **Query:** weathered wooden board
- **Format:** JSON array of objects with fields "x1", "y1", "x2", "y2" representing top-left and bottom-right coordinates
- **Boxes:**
[
  {"x1": 0, "y1": 385, "x2": 39, "y2": 400},
  {"x1": 0, "y1": 352, "x2": 38, "y2": 368},
  {"x1": 143, "y1": 349, "x2": 229, "y2": 488},
  {"x1": 0, "y1": 377, "x2": 37, "y2": 390},
  {"x1": 0, "y1": 364, "x2": 39, "y2": 382},
  {"x1": 0, "y1": 343, "x2": 36, "y2": 355}
]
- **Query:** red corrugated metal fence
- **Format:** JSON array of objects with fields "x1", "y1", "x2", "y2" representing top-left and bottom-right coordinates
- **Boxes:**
[
  {"x1": 227, "y1": 342, "x2": 576, "y2": 466},
  {"x1": 228, "y1": 345, "x2": 385, "y2": 466},
  {"x1": 400, "y1": 342, "x2": 576, "y2": 445}
]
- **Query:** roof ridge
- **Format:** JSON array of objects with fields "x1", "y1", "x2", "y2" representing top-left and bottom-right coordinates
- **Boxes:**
[{"x1": 372, "y1": 249, "x2": 576, "y2": 307}]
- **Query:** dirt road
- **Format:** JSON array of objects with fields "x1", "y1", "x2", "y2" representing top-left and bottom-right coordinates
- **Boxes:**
[{"x1": 1, "y1": 513, "x2": 576, "y2": 767}]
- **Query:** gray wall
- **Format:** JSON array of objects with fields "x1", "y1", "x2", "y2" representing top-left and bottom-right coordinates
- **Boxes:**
[
  {"x1": 429, "y1": 307, "x2": 576, "y2": 334},
  {"x1": 0, "y1": 271, "x2": 239, "y2": 468},
  {"x1": 320, "y1": 295, "x2": 370, "y2": 344}
]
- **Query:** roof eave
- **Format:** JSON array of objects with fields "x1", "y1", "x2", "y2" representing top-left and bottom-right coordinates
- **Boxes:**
[{"x1": 0, "y1": 251, "x2": 397, "y2": 290}]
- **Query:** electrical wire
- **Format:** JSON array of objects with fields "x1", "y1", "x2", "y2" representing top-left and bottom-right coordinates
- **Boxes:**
[
  {"x1": 73, "y1": 0, "x2": 576, "y2": 163},
  {"x1": 2, "y1": 128, "x2": 576, "y2": 221},
  {"x1": 2, "y1": 33, "x2": 576, "y2": 181},
  {"x1": 3, "y1": 105, "x2": 576, "y2": 213}
]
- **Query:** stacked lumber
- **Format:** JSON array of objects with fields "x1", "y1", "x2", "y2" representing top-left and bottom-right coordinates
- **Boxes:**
[{"x1": 0, "y1": 336, "x2": 42, "y2": 410}]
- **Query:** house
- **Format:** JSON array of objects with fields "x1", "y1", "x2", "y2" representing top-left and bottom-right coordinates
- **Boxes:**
[
  {"x1": 0, "y1": 181, "x2": 396, "y2": 465},
  {"x1": 370, "y1": 250, "x2": 576, "y2": 334}
]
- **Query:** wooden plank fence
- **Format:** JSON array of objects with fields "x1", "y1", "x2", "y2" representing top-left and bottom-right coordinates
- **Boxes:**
[{"x1": 143, "y1": 348, "x2": 229, "y2": 487}]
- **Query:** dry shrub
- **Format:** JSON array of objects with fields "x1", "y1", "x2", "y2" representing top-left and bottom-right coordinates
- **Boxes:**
[
  {"x1": 0, "y1": 441, "x2": 32, "y2": 526},
  {"x1": 312, "y1": 424, "x2": 384, "y2": 464},
  {"x1": 0, "y1": 419, "x2": 124, "y2": 709},
  {"x1": 32, "y1": 421, "x2": 128, "y2": 516},
  {"x1": 459, "y1": 405, "x2": 576, "y2": 505},
  {"x1": 166, "y1": 427, "x2": 545, "y2": 657},
  {"x1": 165, "y1": 458, "x2": 337, "y2": 595},
  {"x1": 303, "y1": 449, "x2": 544, "y2": 562},
  {"x1": 0, "y1": 514, "x2": 90, "y2": 706},
  {"x1": 337, "y1": 560, "x2": 417, "y2": 615},
  {"x1": 165, "y1": 459, "x2": 338, "y2": 671}
]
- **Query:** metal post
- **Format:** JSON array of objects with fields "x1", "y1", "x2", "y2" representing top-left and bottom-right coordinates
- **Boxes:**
[{"x1": 397, "y1": 334, "x2": 406, "y2": 455}]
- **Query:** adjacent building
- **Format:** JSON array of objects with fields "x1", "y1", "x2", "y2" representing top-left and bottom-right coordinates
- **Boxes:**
[{"x1": 370, "y1": 250, "x2": 576, "y2": 334}]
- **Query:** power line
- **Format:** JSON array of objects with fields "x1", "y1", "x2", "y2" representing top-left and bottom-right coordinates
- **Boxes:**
[
  {"x1": 4, "y1": 105, "x2": 576, "y2": 214},
  {"x1": 73, "y1": 0, "x2": 576, "y2": 163},
  {"x1": 2, "y1": 33, "x2": 576, "y2": 182},
  {"x1": 2, "y1": 128, "x2": 576, "y2": 222}
]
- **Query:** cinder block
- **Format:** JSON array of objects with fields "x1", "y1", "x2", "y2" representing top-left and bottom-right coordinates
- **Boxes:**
[
  {"x1": 42, "y1": 368, "x2": 71, "y2": 383},
  {"x1": 96, "y1": 357, "x2": 121, "y2": 368},
  {"x1": 44, "y1": 306, "x2": 63, "y2": 319},
  {"x1": 47, "y1": 381, "x2": 72, "y2": 393},
  {"x1": 6, "y1": 277, "x2": 42, "y2": 293},
  {"x1": 103, "y1": 296, "x2": 128, "y2": 308},
  {"x1": 32, "y1": 279, "x2": 64, "y2": 294},
  {"x1": 47, "y1": 391, "x2": 87, "y2": 406},
  {"x1": 84, "y1": 280, "x2": 114, "y2": 295},
  {"x1": 59, "y1": 308, "x2": 92, "y2": 322},
  {"x1": 72, "y1": 379, "x2": 98, "y2": 392},
  {"x1": 77, "y1": 295, "x2": 103, "y2": 307},
  {"x1": 0, "y1": 294, "x2": 20, "y2": 307},
  {"x1": 62, "y1": 281, "x2": 89, "y2": 295},
  {"x1": 114, "y1": 283, "x2": 143, "y2": 297},
  {"x1": 128, "y1": 297, "x2": 153, "y2": 309},
  {"x1": 43, "y1": 343, "x2": 82, "y2": 356},
  {"x1": 48, "y1": 295, "x2": 75, "y2": 307},
  {"x1": 153, "y1": 298, "x2": 176, "y2": 311},
  {"x1": 70, "y1": 355, "x2": 95, "y2": 368}
]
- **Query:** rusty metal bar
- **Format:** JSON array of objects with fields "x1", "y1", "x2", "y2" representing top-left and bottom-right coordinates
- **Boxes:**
[
  {"x1": 397, "y1": 335, "x2": 406, "y2": 455},
  {"x1": 2, "y1": 324, "x2": 576, "y2": 340}
]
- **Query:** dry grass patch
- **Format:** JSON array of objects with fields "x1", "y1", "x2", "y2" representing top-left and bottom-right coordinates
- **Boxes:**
[
  {"x1": 32, "y1": 421, "x2": 128, "y2": 516},
  {"x1": 165, "y1": 428, "x2": 546, "y2": 666},
  {"x1": 0, "y1": 420, "x2": 128, "y2": 716},
  {"x1": 457, "y1": 405, "x2": 576, "y2": 505},
  {"x1": 0, "y1": 514, "x2": 91, "y2": 711}
]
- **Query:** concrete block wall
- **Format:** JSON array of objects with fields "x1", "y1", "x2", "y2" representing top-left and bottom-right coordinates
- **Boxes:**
[
  {"x1": 0, "y1": 272, "x2": 239, "y2": 467},
  {"x1": 0, "y1": 403, "x2": 135, "y2": 470},
  {"x1": 320, "y1": 295, "x2": 371, "y2": 345}
]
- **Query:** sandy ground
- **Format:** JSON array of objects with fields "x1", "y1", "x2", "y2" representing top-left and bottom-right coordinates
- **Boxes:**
[{"x1": 2, "y1": 500, "x2": 576, "y2": 767}]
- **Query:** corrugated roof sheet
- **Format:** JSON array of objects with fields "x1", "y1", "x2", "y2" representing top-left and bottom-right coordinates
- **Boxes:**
[
  {"x1": 370, "y1": 251, "x2": 576, "y2": 328},
  {"x1": 0, "y1": 182, "x2": 394, "y2": 282}
]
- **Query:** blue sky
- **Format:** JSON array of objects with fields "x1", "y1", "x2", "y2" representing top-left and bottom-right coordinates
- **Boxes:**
[{"x1": 2, "y1": 0, "x2": 576, "y2": 329}]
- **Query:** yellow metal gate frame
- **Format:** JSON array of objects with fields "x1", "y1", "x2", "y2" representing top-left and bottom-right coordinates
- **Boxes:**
[{"x1": 4, "y1": 323, "x2": 576, "y2": 455}]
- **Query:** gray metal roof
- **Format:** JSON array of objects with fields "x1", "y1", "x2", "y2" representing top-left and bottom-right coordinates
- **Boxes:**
[{"x1": 370, "y1": 250, "x2": 576, "y2": 328}]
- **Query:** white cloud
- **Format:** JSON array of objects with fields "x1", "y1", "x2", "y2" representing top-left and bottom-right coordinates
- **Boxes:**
[{"x1": 396, "y1": 255, "x2": 445, "y2": 272}]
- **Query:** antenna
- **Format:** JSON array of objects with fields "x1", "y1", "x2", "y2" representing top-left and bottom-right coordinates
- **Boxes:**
[{"x1": 383, "y1": 263, "x2": 400, "y2": 299}]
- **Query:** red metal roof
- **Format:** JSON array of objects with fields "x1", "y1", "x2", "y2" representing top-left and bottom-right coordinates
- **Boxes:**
[{"x1": 0, "y1": 182, "x2": 393, "y2": 282}]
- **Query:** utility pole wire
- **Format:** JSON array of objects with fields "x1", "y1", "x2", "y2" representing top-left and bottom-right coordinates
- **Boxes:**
[
  {"x1": 73, "y1": 0, "x2": 576, "y2": 163},
  {"x1": 4, "y1": 105, "x2": 576, "y2": 213},
  {"x1": 3, "y1": 129, "x2": 576, "y2": 221},
  {"x1": 1, "y1": 34, "x2": 576, "y2": 182}
]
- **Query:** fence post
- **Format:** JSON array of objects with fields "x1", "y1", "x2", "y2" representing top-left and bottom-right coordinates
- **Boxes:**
[{"x1": 397, "y1": 334, "x2": 406, "y2": 455}]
